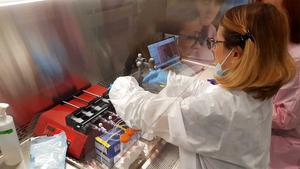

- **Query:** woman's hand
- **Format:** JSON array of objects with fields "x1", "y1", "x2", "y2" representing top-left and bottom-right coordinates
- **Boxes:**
[{"x1": 142, "y1": 69, "x2": 168, "y2": 85}]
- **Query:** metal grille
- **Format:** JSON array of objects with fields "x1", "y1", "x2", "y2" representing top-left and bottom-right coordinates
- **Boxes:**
[
  {"x1": 146, "y1": 143, "x2": 179, "y2": 169},
  {"x1": 16, "y1": 113, "x2": 41, "y2": 143},
  {"x1": 172, "y1": 159, "x2": 180, "y2": 169}
]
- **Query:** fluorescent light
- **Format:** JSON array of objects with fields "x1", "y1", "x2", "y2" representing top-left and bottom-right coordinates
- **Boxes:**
[{"x1": 0, "y1": 0, "x2": 46, "y2": 7}]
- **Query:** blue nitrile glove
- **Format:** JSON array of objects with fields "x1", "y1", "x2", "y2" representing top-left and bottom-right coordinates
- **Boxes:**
[
  {"x1": 207, "y1": 79, "x2": 217, "y2": 85},
  {"x1": 143, "y1": 69, "x2": 168, "y2": 85},
  {"x1": 108, "y1": 84, "x2": 112, "y2": 90}
]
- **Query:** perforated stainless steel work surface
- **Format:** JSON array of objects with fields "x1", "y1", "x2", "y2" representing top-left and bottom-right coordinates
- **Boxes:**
[{"x1": 144, "y1": 143, "x2": 180, "y2": 169}]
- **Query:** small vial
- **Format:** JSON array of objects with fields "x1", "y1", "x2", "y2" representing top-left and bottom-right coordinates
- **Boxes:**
[
  {"x1": 125, "y1": 128, "x2": 135, "y2": 137},
  {"x1": 90, "y1": 124, "x2": 98, "y2": 130},
  {"x1": 108, "y1": 116, "x2": 112, "y2": 120},
  {"x1": 120, "y1": 134, "x2": 130, "y2": 154},
  {"x1": 100, "y1": 127, "x2": 107, "y2": 132},
  {"x1": 125, "y1": 128, "x2": 136, "y2": 147},
  {"x1": 100, "y1": 117, "x2": 107, "y2": 122}
]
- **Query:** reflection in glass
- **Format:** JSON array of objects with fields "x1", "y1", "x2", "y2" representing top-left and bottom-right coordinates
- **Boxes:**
[{"x1": 0, "y1": 0, "x2": 249, "y2": 126}]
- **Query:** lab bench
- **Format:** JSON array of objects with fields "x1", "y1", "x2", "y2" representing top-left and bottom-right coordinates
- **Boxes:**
[
  {"x1": 0, "y1": 63, "x2": 214, "y2": 169},
  {"x1": 0, "y1": 135, "x2": 180, "y2": 169}
]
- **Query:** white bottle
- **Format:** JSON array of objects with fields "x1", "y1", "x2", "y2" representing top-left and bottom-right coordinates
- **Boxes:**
[{"x1": 0, "y1": 103, "x2": 23, "y2": 166}]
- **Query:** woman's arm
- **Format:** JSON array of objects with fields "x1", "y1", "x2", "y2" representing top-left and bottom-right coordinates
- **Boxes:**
[
  {"x1": 109, "y1": 76, "x2": 231, "y2": 153},
  {"x1": 272, "y1": 70, "x2": 300, "y2": 130}
]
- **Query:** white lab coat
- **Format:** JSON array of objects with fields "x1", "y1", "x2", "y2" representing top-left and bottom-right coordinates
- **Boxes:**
[{"x1": 109, "y1": 72, "x2": 272, "y2": 169}]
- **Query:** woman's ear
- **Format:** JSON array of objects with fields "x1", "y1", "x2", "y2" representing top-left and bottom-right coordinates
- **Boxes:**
[{"x1": 233, "y1": 47, "x2": 243, "y2": 59}]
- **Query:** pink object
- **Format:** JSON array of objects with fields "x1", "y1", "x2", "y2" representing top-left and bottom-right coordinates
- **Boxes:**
[
  {"x1": 270, "y1": 135, "x2": 300, "y2": 169},
  {"x1": 270, "y1": 43, "x2": 300, "y2": 169}
]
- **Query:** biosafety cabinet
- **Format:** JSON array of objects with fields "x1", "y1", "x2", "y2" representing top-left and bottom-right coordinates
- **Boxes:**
[{"x1": 0, "y1": 0, "x2": 250, "y2": 168}]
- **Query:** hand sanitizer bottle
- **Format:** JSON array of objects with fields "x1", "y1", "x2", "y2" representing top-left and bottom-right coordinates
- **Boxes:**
[{"x1": 0, "y1": 103, "x2": 23, "y2": 166}]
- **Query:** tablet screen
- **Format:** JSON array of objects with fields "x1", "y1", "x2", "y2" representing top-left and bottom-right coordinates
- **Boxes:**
[{"x1": 147, "y1": 37, "x2": 180, "y2": 69}]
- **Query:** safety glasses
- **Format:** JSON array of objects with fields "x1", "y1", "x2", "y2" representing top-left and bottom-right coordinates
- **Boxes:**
[{"x1": 207, "y1": 38, "x2": 225, "y2": 50}]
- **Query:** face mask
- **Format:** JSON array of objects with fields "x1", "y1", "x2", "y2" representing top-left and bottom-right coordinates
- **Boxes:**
[{"x1": 215, "y1": 49, "x2": 234, "y2": 77}]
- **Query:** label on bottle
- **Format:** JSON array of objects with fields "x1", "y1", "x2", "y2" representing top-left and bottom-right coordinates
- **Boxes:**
[{"x1": 0, "y1": 128, "x2": 13, "y2": 135}]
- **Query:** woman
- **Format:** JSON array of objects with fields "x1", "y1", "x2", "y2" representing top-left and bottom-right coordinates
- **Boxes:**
[
  {"x1": 177, "y1": 0, "x2": 223, "y2": 65},
  {"x1": 258, "y1": 0, "x2": 300, "y2": 168},
  {"x1": 109, "y1": 3, "x2": 295, "y2": 169}
]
